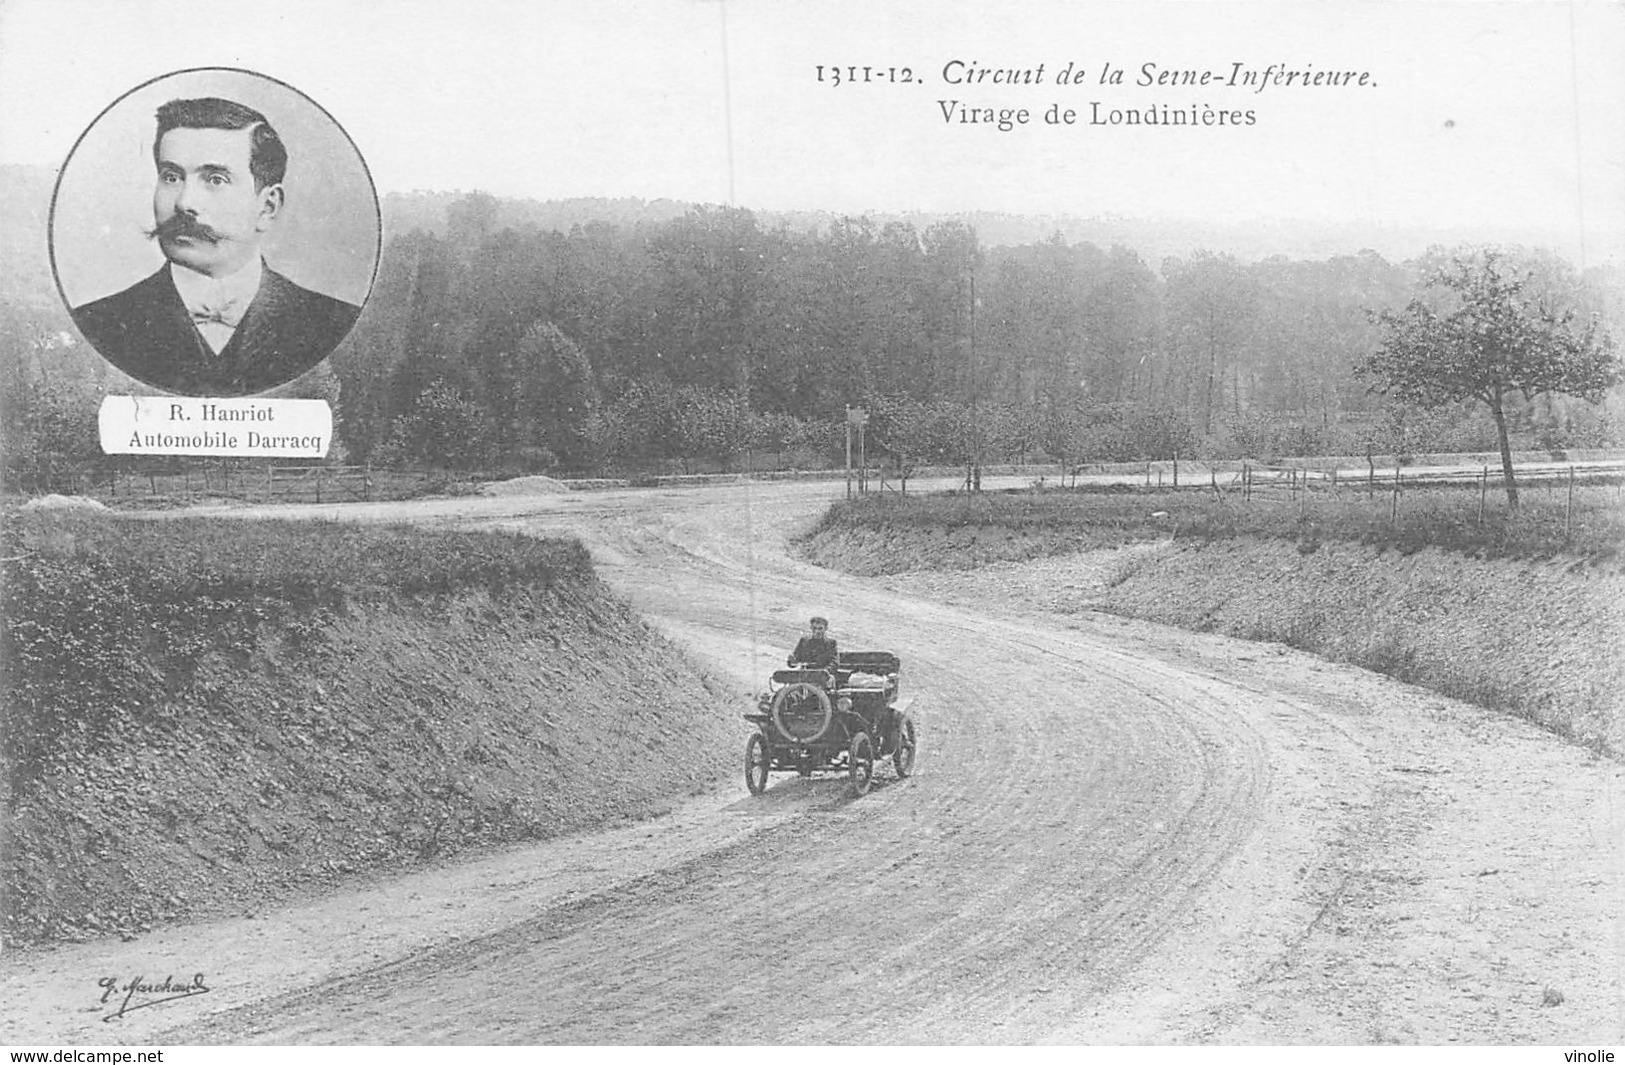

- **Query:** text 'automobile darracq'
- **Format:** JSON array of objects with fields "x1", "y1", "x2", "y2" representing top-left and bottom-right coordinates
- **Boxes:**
[{"x1": 744, "y1": 651, "x2": 916, "y2": 797}]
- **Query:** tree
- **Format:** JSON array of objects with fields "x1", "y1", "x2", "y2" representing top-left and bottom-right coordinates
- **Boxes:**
[
  {"x1": 1162, "y1": 251, "x2": 1257, "y2": 438},
  {"x1": 610, "y1": 380, "x2": 700, "y2": 470},
  {"x1": 748, "y1": 410, "x2": 803, "y2": 469},
  {"x1": 375, "y1": 377, "x2": 496, "y2": 470},
  {"x1": 672, "y1": 387, "x2": 751, "y2": 471},
  {"x1": 516, "y1": 321, "x2": 600, "y2": 469},
  {"x1": 987, "y1": 403, "x2": 1045, "y2": 465},
  {"x1": 867, "y1": 396, "x2": 932, "y2": 491},
  {"x1": 919, "y1": 221, "x2": 984, "y2": 405},
  {"x1": 645, "y1": 206, "x2": 767, "y2": 392},
  {"x1": 446, "y1": 191, "x2": 500, "y2": 247},
  {"x1": 1360, "y1": 250, "x2": 1621, "y2": 507},
  {"x1": 1041, "y1": 403, "x2": 1090, "y2": 481}
]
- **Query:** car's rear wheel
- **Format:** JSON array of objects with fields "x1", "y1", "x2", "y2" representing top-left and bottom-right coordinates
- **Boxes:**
[
  {"x1": 849, "y1": 731, "x2": 875, "y2": 796},
  {"x1": 892, "y1": 713, "x2": 917, "y2": 779},
  {"x1": 745, "y1": 733, "x2": 770, "y2": 795}
]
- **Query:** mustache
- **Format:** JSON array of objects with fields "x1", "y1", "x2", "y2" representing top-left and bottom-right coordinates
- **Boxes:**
[{"x1": 146, "y1": 213, "x2": 221, "y2": 244}]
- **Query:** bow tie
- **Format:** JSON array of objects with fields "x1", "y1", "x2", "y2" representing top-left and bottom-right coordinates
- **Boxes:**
[{"x1": 190, "y1": 299, "x2": 245, "y2": 329}]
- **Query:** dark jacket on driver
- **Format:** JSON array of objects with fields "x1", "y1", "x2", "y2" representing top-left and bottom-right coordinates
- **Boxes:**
[{"x1": 788, "y1": 634, "x2": 838, "y2": 670}]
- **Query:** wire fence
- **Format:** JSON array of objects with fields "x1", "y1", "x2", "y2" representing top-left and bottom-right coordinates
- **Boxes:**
[
  {"x1": 1, "y1": 460, "x2": 415, "y2": 505},
  {"x1": 1214, "y1": 459, "x2": 1625, "y2": 544}
]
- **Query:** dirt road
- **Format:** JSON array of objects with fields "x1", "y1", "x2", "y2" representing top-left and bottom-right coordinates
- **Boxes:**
[{"x1": 6, "y1": 478, "x2": 1621, "y2": 1043}]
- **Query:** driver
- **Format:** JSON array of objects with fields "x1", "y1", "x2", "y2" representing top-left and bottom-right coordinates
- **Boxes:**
[{"x1": 787, "y1": 616, "x2": 838, "y2": 672}]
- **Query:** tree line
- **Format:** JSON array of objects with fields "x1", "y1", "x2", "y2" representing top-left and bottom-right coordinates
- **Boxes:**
[{"x1": 4, "y1": 191, "x2": 1622, "y2": 479}]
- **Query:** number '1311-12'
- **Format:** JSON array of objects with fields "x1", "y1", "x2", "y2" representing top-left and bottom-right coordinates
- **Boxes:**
[{"x1": 816, "y1": 66, "x2": 915, "y2": 86}]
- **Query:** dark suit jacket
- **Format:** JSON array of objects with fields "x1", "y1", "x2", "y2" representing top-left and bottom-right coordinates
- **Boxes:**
[
  {"x1": 788, "y1": 634, "x2": 838, "y2": 670},
  {"x1": 71, "y1": 263, "x2": 361, "y2": 396}
]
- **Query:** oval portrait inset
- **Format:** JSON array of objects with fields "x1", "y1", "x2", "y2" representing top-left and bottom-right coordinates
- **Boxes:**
[{"x1": 50, "y1": 68, "x2": 379, "y2": 397}]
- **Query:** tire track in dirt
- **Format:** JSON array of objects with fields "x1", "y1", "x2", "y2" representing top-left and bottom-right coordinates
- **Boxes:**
[
  {"x1": 14, "y1": 478, "x2": 1617, "y2": 1044},
  {"x1": 156, "y1": 480, "x2": 1374, "y2": 1043}
]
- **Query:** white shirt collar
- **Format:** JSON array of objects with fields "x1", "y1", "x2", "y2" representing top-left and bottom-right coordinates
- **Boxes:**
[{"x1": 168, "y1": 257, "x2": 264, "y2": 315}]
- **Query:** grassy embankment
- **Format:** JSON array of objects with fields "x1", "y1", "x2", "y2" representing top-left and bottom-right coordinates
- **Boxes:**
[
  {"x1": 1, "y1": 512, "x2": 737, "y2": 947},
  {"x1": 800, "y1": 483, "x2": 1625, "y2": 755}
]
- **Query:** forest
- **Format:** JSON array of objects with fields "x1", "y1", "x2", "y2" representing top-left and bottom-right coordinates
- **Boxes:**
[{"x1": 4, "y1": 182, "x2": 1622, "y2": 481}]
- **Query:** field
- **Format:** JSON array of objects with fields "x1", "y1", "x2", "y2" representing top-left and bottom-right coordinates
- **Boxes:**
[{"x1": 809, "y1": 477, "x2": 1625, "y2": 569}]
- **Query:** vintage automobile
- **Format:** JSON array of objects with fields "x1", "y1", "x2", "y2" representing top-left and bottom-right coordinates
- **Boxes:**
[{"x1": 743, "y1": 650, "x2": 916, "y2": 796}]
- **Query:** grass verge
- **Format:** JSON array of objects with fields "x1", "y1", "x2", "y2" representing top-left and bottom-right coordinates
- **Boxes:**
[{"x1": 808, "y1": 481, "x2": 1625, "y2": 569}]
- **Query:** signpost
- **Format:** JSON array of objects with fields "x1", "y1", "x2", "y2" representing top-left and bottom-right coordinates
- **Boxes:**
[{"x1": 846, "y1": 405, "x2": 868, "y2": 496}]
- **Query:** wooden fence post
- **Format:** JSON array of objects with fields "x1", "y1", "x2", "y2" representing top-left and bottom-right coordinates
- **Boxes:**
[
  {"x1": 1391, "y1": 466, "x2": 1400, "y2": 526},
  {"x1": 1566, "y1": 465, "x2": 1575, "y2": 540},
  {"x1": 1478, "y1": 465, "x2": 1487, "y2": 524}
]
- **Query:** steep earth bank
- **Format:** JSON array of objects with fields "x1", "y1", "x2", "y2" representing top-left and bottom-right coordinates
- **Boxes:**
[
  {"x1": 2, "y1": 516, "x2": 737, "y2": 947},
  {"x1": 800, "y1": 528, "x2": 1624, "y2": 756}
]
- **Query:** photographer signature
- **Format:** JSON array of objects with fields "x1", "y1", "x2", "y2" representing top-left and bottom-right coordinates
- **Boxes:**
[{"x1": 98, "y1": 973, "x2": 210, "y2": 1022}]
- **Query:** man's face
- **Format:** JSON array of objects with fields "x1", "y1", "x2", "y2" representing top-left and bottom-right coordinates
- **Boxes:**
[
  {"x1": 811, "y1": 621, "x2": 827, "y2": 638},
  {"x1": 152, "y1": 126, "x2": 280, "y2": 277}
]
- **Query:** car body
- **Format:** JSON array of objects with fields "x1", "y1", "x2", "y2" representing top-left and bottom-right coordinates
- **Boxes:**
[{"x1": 743, "y1": 650, "x2": 916, "y2": 796}]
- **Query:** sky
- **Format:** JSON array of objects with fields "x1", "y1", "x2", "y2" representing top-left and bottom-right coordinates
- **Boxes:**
[{"x1": 1, "y1": 0, "x2": 1621, "y2": 264}]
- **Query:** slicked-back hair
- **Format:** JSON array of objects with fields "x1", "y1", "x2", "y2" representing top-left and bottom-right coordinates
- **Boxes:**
[{"x1": 153, "y1": 97, "x2": 287, "y2": 190}]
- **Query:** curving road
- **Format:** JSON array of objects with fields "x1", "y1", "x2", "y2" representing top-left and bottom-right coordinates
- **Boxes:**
[{"x1": 7, "y1": 477, "x2": 1621, "y2": 1044}]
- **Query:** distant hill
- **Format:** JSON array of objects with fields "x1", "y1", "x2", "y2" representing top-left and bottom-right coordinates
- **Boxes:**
[
  {"x1": 381, "y1": 191, "x2": 699, "y2": 240},
  {"x1": 0, "y1": 164, "x2": 1594, "y2": 291},
  {"x1": 0, "y1": 165, "x2": 63, "y2": 310},
  {"x1": 379, "y1": 190, "x2": 1583, "y2": 265}
]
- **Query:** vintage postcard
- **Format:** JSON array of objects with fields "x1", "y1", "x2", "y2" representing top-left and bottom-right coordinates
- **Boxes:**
[{"x1": 1, "y1": 0, "x2": 1621, "y2": 1051}]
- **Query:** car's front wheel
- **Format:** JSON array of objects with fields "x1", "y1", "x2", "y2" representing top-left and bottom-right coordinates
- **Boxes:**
[
  {"x1": 892, "y1": 713, "x2": 917, "y2": 779},
  {"x1": 745, "y1": 733, "x2": 770, "y2": 795},
  {"x1": 849, "y1": 731, "x2": 875, "y2": 796}
]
